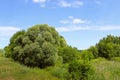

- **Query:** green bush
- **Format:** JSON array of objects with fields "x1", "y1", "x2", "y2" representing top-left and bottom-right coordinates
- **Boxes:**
[{"x1": 68, "y1": 60, "x2": 94, "y2": 80}]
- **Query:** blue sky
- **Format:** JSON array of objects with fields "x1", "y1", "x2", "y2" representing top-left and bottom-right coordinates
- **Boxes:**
[{"x1": 0, "y1": 0, "x2": 120, "y2": 49}]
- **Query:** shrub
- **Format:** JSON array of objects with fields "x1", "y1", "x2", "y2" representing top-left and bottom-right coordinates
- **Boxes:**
[{"x1": 68, "y1": 60, "x2": 94, "y2": 80}]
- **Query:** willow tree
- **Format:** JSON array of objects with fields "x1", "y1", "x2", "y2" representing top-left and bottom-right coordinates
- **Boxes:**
[{"x1": 5, "y1": 24, "x2": 67, "y2": 68}]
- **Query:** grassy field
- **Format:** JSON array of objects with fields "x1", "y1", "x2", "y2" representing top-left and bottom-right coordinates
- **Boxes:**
[
  {"x1": 0, "y1": 53, "x2": 120, "y2": 80},
  {"x1": 0, "y1": 57, "x2": 59, "y2": 80},
  {"x1": 88, "y1": 58, "x2": 120, "y2": 80}
]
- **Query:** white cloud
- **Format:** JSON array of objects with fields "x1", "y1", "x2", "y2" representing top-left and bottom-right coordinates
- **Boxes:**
[
  {"x1": 72, "y1": 1, "x2": 83, "y2": 8},
  {"x1": 56, "y1": 26, "x2": 89, "y2": 32},
  {"x1": 73, "y1": 18, "x2": 86, "y2": 24},
  {"x1": 0, "y1": 26, "x2": 20, "y2": 48},
  {"x1": 60, "y1": 16, "x2": 87, "y2": 24},
  {"x1": 96, "y1": 26, "x2": 120, "y2": 30},
  {"x1": 58, "y1": 0, "x2": 83, "y2": 8},
  {"x1": 58, "y1": 0, "x2": 71, "y2": 7},
  {"x1": 0, "y1": 26, "x2": 20, "y2": 36},
  {"x1": 56, "y1": 25, "x2": 120, "y2": 32},
  {"x1": 32, "y1": 0, "x2": 83, "y2": 8},
  {"x1": 32, "y1": 0, "x2": 47, "y2": 7},
  {"x1": 32, "y1": 0, "x2": 46, "y2": 3}
]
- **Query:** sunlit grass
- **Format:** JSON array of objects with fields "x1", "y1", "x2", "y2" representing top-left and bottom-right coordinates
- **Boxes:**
[
  {"x1": 89, "y1": 57, "x2": 120, "y2": 80},
  {"x1": 0, "y1": 57, "x2": 59, "y2": 80},
  {"x1": 0, "y1": 54, "x2": 120, "y2": 80}
]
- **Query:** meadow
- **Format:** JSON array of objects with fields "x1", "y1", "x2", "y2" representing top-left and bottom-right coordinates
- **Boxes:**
[{"x1": 0, "y1": 52, "x2": 120, "y2": 80}]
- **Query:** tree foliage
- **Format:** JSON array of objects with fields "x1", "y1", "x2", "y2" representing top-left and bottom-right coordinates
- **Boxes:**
[
  {"x1": 80, "y1": 50, "x2": 94, "y2": 62},
  {"x1": 58, "y1": 46, "x2": 79, "y2": 63},
  {"x1": 96, "y1": 35, "x2": 120, "y2": 59},
  {"x1": 5, "y1": 24, "x2": 67, "y2": 68},
  {"x1": 88, "y1": 46, "x2": 98, "y2": 58}
]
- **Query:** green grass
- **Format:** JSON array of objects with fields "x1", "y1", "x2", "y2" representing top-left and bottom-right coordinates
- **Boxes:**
[
  {"x1": 89, "y1": 57, "x2": 120, "y2": 80},
  {"x1": 0, "y1": 57, "x2": 59, "y2": 80},
  {"x1": 0, "y1": 53, "x2": 120, "y2": 80}
]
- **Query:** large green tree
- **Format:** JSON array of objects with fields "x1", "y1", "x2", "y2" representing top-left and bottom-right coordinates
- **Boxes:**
[{"x1": 5, "y1": 24, "x2": 67, "y2": 68}]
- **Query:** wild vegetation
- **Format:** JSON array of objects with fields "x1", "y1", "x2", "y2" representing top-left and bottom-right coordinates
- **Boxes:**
[{"x1": 1, "y1": 24, "x2": 120, "y2": 80}]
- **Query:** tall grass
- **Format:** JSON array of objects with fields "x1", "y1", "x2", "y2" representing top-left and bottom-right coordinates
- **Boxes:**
[
  {"x1": 0, "y1": 57, "x2": 59, "y2": 80},
  {"x1": 88, "y1": 57, "x2": 120, "y2": 80},
  {"x1": 0, "y1": 55, "x2": 120, "y2": 80}
]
